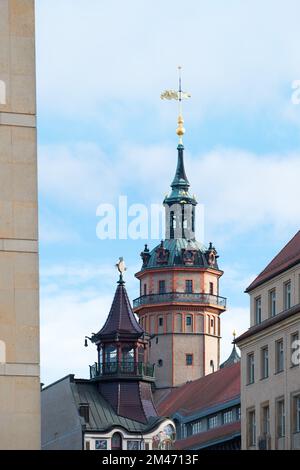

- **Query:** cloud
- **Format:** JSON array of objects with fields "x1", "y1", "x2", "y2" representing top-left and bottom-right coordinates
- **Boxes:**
[
  {"x1": 35, "y1": 0, "x2": 300, "y2": 118},
  {"x1": 40, "y1": 289, "x2": 112, "y2": 385},
  {"x1": 220, "y1": 306, "x2": 250, "y2": 362},
  {"x1": 39, "y1": 141, "x2": 300, "y2": 242}
]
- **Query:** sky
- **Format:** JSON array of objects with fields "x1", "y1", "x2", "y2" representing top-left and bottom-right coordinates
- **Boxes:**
[{"x1": 35, "y1": 0, "x2": 300, "y2": 385}]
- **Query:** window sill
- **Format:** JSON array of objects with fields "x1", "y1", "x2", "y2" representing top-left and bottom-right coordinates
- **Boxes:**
[
  {"x1": 260, "y1": 376, "x2": 269, "y2": 381},
  {"x1": 274, "y1": 370, "x2": 284, "y2": 375}
]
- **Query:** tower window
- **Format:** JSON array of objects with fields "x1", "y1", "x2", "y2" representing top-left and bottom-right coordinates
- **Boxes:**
[
  {"x1": 158, "y1": 359, "x2": 163, "y2": 367},
  {"x1": 185, "y1": 280, "x2": 193, "y2": 293},
  {"x1": 143, "y1": 284, "x2": 147, "y2": 296},
  {"x1": 186, "y1": 354, "x2": 193, "y2": 366},
  {"x1": 159, "y1": 280, "x2": 166, "y2": 294},
  {"x1": 158, "y1": 317, "x2": 163, "y2": 327},
  {"x1": 186, "y1": 316, "x2": 192, "y2": 327},
  {"x1": 209, "y1": 282, "x2": 214, "y2": 295}
]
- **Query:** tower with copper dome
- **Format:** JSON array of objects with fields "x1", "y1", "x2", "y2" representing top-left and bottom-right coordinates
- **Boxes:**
[{"x1": 133, "y1": 71, "x2": 227, "y2": 389}]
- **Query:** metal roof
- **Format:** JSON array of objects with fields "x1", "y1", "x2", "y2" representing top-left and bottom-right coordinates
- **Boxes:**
[
  {"x1": 141, "y1": 238, "x2": 219, "y2": 270},
  {"x1": 71, "y1": 379, "x2": 163, "y2": 434}
]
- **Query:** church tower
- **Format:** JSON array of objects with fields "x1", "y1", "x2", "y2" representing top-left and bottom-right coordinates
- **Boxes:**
[{"x1": 133, "y1": 71, "x2": 226, "y2": 389}]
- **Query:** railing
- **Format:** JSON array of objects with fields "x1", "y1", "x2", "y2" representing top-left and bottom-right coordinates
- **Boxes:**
[
  {"x1": 89, "y1": 361, "x2": 155, "y2": 380},
  {"x1": 133, "y1": 292, "x2": 227, "y2": 309}
]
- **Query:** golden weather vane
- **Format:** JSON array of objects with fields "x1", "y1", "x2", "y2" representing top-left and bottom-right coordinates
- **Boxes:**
[{"x1": 161, "y1": 66, "x2": 191, "y2": 145}]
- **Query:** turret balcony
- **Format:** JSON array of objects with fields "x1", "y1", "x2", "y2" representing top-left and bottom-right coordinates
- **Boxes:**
[
  {"x1": 89, "y1": 361, "x2": 155, "y2": 382},
  {"x1": 133, "y1": 292, "x2": 227, "y2": 311}
]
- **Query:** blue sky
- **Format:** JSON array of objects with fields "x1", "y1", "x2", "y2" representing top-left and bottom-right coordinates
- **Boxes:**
[{"x1": 35, "y1": 0, "x2": 300, "y2": 385}]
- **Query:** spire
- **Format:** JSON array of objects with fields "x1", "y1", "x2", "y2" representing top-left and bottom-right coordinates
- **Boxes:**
[
  {"x1": 94, "y1": 259, "x2": 144, "y2": 340},
  {"x1": 171, "y1": 143, "x2": 190, "y2": 190},
  {"x1": 220, "y1": 331, "x2": 241, "y2": 369}
]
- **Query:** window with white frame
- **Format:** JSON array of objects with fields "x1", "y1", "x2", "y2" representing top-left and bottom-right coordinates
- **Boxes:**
[
  {"x1": 208, "y1": 415, "x2": 218, "y2": 429},
  {"x1": 248, "y1": 410, "x2": 256, "y2": 447},
  {"x1": 223, "y1": 410, "x2": 234, "y2": 424},
  {"x1": 255, "y1": 297, "x2": 262, "y2": 324},
  {"x1": 276, "y1": 339, "x2": 284, "y2": 373},
  {"x1": 269, "y1": 289, "x2": 276, "y2": 317},
  {"x1": 192, "y1": 419, "x2": 204, "y2": 435},
  {"x1": 247, "y1": 353, "x2": 255, "y2": 384},
  {"x1": 261, "y1": 347, "x2": 269, "y2": 379},
  {"x1": 284, "y1": 281, "x2": 291, "y2": 310},
  {"x1": 296, "y1": 396, "x2": 300, "y2": 433},
  {"x1": 262, "y1": 405, "x2": 270, "y2": 435},
  {"x1": 277, "y1": 399, "x2": 285, "y2": 438},
  {"x1": 291, "y1": 332, "x2": 299, "y2": 367}
]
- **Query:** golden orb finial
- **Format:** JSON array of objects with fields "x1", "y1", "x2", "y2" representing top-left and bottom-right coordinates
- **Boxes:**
[{"x1": 160, "y1": 67, "x2": 191, "y2": 145}]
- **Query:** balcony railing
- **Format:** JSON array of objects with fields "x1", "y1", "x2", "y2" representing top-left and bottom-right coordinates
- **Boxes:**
[
  {"x1": 89, "y1": 361, "x2": 155, "y2": 380},
  {"x1": 133, "y1": 292, "x2": 227, "y2": 309}
]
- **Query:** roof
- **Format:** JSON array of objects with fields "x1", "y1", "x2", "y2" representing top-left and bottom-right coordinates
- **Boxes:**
[
  {"x1": 236, "y1": 302, "x2": 300, "y2": 344},
  {"x1": 220, "y1": 345, "x2": 240, "y2": 369},
  {"x1": 139, "y1": 238, "x2": 220, "y2": 271},
  {"x1": 246, "y1": 230, "x2": 300, "y2": 292},
  {"x1": 93, "y1": 280, "x2": 144, "y2": 340},
  {"x1": 174, "y1": 421, "x2": 241, "y2": 450},
  {"x1": 71, "y1": 378, "x2": 163, "y2": 434},
  {"x1": 164, "y1": 144, "x2": 197, "y2": 206},
  {"x1": 157, "y1": 363, "x2": 240, "y2": 417}
]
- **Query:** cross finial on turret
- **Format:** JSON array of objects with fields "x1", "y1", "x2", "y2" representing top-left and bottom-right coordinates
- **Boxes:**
[{"x1": 116, "y1": 257, "x2": 127, "y2": 284}]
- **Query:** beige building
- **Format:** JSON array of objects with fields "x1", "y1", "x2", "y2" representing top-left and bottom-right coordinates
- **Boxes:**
[
  {"x1": 236, "y1": 231, "x2": 300, "y2": 450},
  {"x1": 0, "y1": 0, "x2": 40, "y2": 449}
]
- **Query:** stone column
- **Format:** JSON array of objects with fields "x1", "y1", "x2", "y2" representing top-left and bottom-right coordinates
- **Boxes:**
[{"x1": 0, "y1": 0, "x2": 40, "y2": 450}]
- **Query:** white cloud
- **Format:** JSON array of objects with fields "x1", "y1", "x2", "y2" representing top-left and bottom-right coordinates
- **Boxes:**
[
  {"x1": 36, "y1": 0, "x2": 300, "y2": 118},
  {"x1": 40, "y1": 289, "x2": 111, "y2": 385},
  {"x1": 39, "y1": 141, "x2": 300, "y2": 242},
  {"x1": 220, "y1": 306, "x2": 250, "y2": 363}
]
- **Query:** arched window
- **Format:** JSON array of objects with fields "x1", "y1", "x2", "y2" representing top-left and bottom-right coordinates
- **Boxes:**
[
  {"x1": 0, "y1": 340, "x2": 6, "y2": 364},
  {"x1": 111, "y1": 432, "x2": 122, "y2": 450}
]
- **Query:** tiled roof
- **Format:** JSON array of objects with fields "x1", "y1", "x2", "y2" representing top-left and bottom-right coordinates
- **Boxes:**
[
  {"x1": 94, "y1": 281, "x2": 144, "y2": 339},
  {"x1": 157, "y1": 363, "x2": 240, "y2": 417},
  {"x1": 246, "y1": 230, "x2": 300, "y2": 292},
  {"x1": 174, "y1": 421, "x2": 241, "y2": 450}
]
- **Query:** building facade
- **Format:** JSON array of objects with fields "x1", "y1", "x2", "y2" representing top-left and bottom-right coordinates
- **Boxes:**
[
  {"x1": 133, "y1": 140, "x2": 226, "y2": 389},
  {"x1": 42, "y1": 272, "x2": 175, "y2": 450},
  {"x1": 236, "y1": 231, "x2": 300, "y2": 450},
  {"x1": 0, "y1": 0, "x2": 40, "y2": 450}
]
